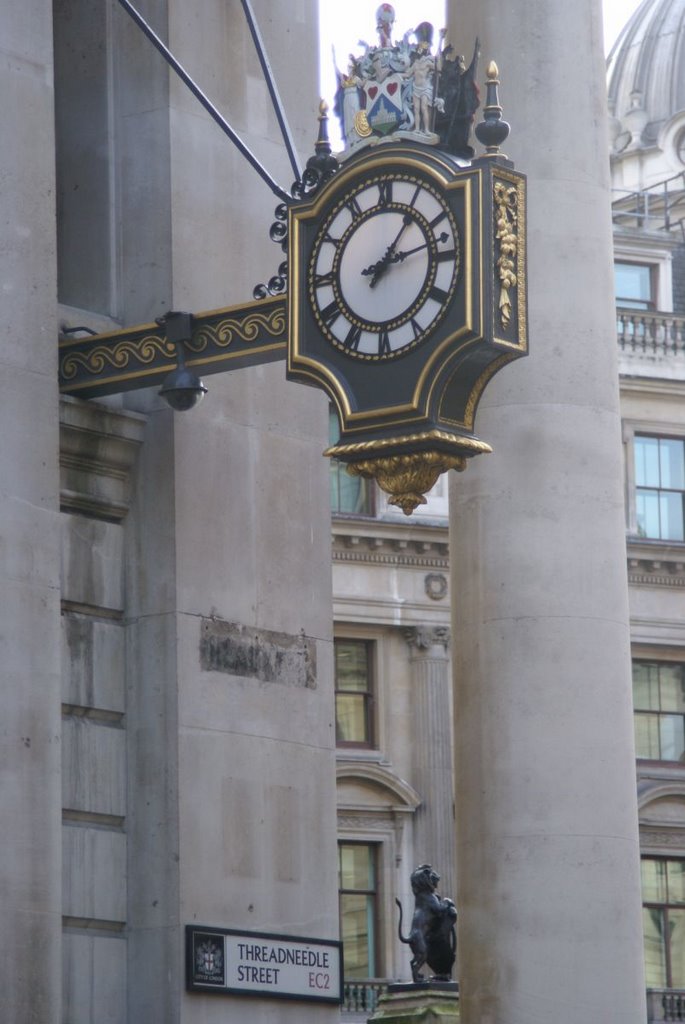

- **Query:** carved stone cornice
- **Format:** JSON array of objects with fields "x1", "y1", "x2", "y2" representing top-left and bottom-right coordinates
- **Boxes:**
[
  {"x1": 59, "y1": 396, "x2": 146, "y2": 521},
  {"x1": 627, "y1": 542, "x2": 685, "y2": 588},
  {"x1": 332, "y1": 519, "x2": 449, "y2": 570}
]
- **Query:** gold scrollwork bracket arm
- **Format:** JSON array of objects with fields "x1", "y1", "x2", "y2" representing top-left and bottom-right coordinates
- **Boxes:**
[{"x1": 58, "y1": 294, "x2": 287, "y2": 399}]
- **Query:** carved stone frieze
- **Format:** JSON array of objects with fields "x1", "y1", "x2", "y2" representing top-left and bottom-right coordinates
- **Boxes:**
[
  {"x1": 337, "y1": 814, "x2": 398, "y2": 831},
  {"x1": 640, "y1": 828, "x2": 685, "y2": 851},
  {"x1": 332, "y1": 523, "x2": 449, "y2": 570},
  {"x1": 628, "y1": 556, "x2": 685, "y2": 588}
]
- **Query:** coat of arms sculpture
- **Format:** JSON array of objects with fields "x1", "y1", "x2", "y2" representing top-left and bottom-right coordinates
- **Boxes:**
[{"x1": 333, "y1": 3, "x2": 480, "y2": 160}]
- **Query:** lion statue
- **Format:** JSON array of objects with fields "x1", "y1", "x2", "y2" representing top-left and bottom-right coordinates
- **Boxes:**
[{"x1": 395, "y1": 864, "x2": 457, "y2": 984}]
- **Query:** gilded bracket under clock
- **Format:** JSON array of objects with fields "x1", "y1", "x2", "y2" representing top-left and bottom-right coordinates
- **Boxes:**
[
  {"x1": 326, "y1": 429, "x2": 493, "y2": 515},
  {"x1": 346, "y1": 451, "x2": 466, "y2": 515}
]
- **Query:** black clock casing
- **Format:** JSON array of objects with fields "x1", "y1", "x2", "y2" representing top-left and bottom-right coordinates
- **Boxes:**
[{"x1": 287, "y1": 142, "x2": 527, "y2": 459}]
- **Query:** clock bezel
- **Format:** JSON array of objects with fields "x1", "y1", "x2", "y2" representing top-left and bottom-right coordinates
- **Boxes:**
[{"x1": 307, "y1": 170, "x2": 461, "y2": 362}]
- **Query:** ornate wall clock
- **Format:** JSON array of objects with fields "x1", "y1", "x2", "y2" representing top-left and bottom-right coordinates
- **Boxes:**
[{"x1": 287, "y1": 132, "x2": 527, "y2": 514}]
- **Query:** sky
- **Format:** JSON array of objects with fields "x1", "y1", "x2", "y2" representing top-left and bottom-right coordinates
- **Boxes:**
[{"x1": 319, "y1": 0, "x2": 645, "y2": 138}]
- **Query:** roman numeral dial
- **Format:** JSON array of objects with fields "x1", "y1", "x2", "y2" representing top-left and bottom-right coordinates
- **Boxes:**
[{"x1": 308, "y1": 171, "x2": 460, "y2": 361}]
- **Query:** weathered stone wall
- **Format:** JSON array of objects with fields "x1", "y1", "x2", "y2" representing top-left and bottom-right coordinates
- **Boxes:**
[
  {"x1": 1, "y1": 4, "x2": 62, "y2": 1021},
  {"x1": 60, "y1": 398, "x2": 145, "y2": 1023}
]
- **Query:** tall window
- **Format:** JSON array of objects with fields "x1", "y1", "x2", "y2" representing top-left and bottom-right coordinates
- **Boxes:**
[
  {"x1": 643, "y1": 858, "x2": 685, "y2": 988},
  {"x1": 635, "y1": 435, "x2": 685, "y2": 541},
  {"x1": 329, "y1": 407, "x2": 373, "y2": 515},
  {"x1": 335, "y1": 640, "x2": 374, "y2": 747},
  {"x1": 615, "y1": 262, "x2": 655, "y2": 310},
  {"x1": 633, "y1": 661, "x2": 685, "y2": 762},
  {"x1": 338, "y1": 843, "x2": 378, "y2": 978}
]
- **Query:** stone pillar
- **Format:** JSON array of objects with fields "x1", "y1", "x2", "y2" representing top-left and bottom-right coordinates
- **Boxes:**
[
  {"x1": 404, "y1": 628, "x2": 455, "y2": 900},
  {"x1": 370, "y1": 984, "x2": 459, "y2": 1024},
  {"x1": 447, "y1": 1, "x2": 646, "y2": 1021},
  {"x1": 0, "y1": 4, "x2": 62, "y2": 1022}
]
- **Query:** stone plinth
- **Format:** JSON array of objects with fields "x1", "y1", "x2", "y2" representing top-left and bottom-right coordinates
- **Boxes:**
[{"x1": 369, "y1": 983, "x2": 459, "y2": 1024}]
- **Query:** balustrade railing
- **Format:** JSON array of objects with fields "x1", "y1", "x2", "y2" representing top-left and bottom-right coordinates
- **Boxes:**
[
  {"x1": 647, "y1": 988, "x2": 685, "y2": 1021},
  {"x1": 617, "y1": 308, "x2": 685, "y2": 359},
  {"x1": 342, "y1": 979, "x2": 388, "y2": 1015}
]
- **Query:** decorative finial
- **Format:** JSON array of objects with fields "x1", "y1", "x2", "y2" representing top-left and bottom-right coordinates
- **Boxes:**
[
  {"x1": 305, "y1": 99, "x2": 339, "y2": 181},
  {"x1": 474, "y1": 59, "x2": 510, "y2": 159}
]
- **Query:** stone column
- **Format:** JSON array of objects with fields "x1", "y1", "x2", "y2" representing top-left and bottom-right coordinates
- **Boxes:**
[
  {"x1": 404, "y1": 628, "x2": 455, "y2": 901},
  {"x1": 447, "y1": 1, "x2": 646, "y2": 1022},
  {"x1": 446, "y1": 0, "x2": 643, "y2": 1019},
  {"x1": 0, "y1": 4, "x2": 62, "y2": 1023}
]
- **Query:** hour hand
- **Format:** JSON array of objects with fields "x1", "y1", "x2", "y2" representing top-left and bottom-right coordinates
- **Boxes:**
[
  {"x1": 361, "y1": 212, "x2": 416, "y2": 287},
  {"x1": 361, "y1": 256, "x2": 392, "y2": 288}
]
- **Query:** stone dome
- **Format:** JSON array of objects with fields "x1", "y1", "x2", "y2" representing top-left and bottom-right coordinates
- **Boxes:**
[{"x1": 607, "y1": 0, "x2": 685, "y2": 151}]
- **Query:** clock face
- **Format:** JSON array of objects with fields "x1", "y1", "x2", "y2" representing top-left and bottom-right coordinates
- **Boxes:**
[{"x1": 308, "y1": 172, "x2": 460, "y2": 360}]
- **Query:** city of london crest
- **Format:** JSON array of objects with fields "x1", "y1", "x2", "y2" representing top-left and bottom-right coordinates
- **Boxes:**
[
  {"x1": 333, "y1": 3, "x2": 480, "y2": 159},
  {"x1": 193, "y1": 936, "x2": 225, "y2": 985}
]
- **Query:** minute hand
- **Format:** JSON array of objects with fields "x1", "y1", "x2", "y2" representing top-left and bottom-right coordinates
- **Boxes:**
[{"x1": 392, "y1": 231, "x2": 449, "y2": 263}]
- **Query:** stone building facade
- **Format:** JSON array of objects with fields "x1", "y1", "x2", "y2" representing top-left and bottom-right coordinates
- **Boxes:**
[{"x1": 3, "y1": 0, "x2": 682, "y2": 1022}]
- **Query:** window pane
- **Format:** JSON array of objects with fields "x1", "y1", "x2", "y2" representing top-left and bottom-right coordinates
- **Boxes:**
[
  {"x1": 636, "y1": 489, "x2": 661, "y2": 538},
  {"x1": 659, "y1": 491, "x2": 684, "y2": 542},
  {"x1": 660, "y1": 439, "x2": 685, "y2": 490},
  {"x1": 635, "y1": 713, "x2": 661, "y2": 759},
  {"x1": 643, "y1": 907, "x2": 668, "y2": 988},
  {"x1": 335, "y1": 642, "x2": 370, "y2": 692},
  {"x1": 660, "y1": 666, "x2": 685, "y2": 712},
  {"x1": 633, "y1": 662, "x2": 659, "y2": 710},
  {"x1": 336, "y1": 693, "x2": 369, "y2": 743},
  {"x1": 339, "y1": 844, "x2": 378, "y2": 979},
  {"x1": 330, "y1": 462, "x2": 372, "y2": 514},
  {"x1": 668, "y1": 863, "x2": 685, "y2": 906},
  {"x1": 671, "y1": 910, "x2": 685, "y2": 987},
  {"x1": 615, "y1": 263, "x2": 652, "y2": 309},
  {"x1": 329, "y1": 407, "x2": 372, "y2": 515},
  {"x1": 335, "y1": 641, "x2": 373, "y2": 747},
  {"x1": 635, "y1": 436, "x2": 661, "y2": 488},
  {"x1": 339, "y1": 844, "x2": 375, "y2": 891},
  {"x1": 340, "y1": 894, "x2": 375, "y2": 977},
  {"x1": 659, "y1": 715, "x2": 685, "y2": 761},
  {"x1": 642, "y1": 859, "x2": 668, "y2": 904}
]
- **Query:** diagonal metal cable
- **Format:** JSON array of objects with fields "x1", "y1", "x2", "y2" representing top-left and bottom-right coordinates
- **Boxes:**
[{"x1": 114, "y1": 0, "x2": 292, "y2": 203}]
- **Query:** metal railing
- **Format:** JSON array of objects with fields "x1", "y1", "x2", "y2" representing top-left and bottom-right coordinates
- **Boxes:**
[
  {"x1": 617, "y1": 308, "x2": 685, "y2": 359},
  {"x1": 612, "y1": 172, "x2": 685, "y2": 237},
  {"x1": 342, "y1": 979, "x2": 389, "y2": 1015}
]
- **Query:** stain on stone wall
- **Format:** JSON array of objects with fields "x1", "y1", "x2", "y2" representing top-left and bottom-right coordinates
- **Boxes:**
[{"x1": 200, "y1": 618, "x2": 316, "y2": 688}]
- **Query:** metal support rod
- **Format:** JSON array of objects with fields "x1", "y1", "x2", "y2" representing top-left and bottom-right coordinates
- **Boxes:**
[
  {"x1": 114, "y1": 0, "x2": 291, "y2": 203},
  {"x1": 239, "y1": 0, "x2": 302, "y2": 184}
]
